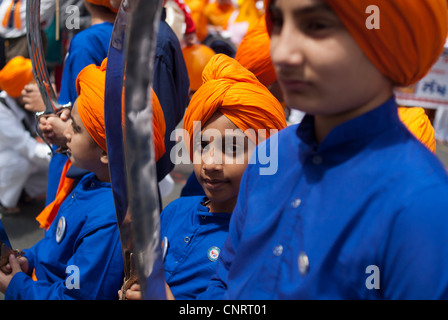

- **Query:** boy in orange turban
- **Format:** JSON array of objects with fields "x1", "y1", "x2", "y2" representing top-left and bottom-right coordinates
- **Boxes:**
[
  {"x1": 121, "y1": 54, "x2": 286, "y2": 300},
  {"x1": 0, "y1": 60, "x2": 124, "y2": 300},
  {"x1": 199, "y1": 0, "x2": 448, "y2": 300},
  {"x1": 0, "y1": 56, "x2": 49, "y2": 215}
]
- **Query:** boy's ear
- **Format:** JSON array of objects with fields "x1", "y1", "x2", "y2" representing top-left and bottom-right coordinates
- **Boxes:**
[{"x1": 100, "y1": 150, "x2": 109, "y2": 165}]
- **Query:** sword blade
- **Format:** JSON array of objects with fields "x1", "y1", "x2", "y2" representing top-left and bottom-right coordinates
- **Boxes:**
[
  {"x1": 123, "y1": 0, "x2": 166, "y2": 300},
  {"x1": 26, "y1": 0, "x2": 61, "y2": 116}
]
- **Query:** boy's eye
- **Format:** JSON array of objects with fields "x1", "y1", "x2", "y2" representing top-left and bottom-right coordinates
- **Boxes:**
[
  {"x1": 304, "y1": 19, "x2": 332, "y2": 33},
  {"x1": 72, "y1": 122, "x2": 81, "y2": 133},
  {"x1": 225, "y1": 144, "x2": 239, "y2": 155},
  {"x1": 193, "y1": 139, "x2": 209, "y2": 151},
  {"x1": 269, "y1": 8, "x2": 283, "y2": 33}
]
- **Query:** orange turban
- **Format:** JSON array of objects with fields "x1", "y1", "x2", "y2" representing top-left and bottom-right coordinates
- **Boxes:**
[
  {"x1": 0, "y1": 56, "x2": 34, "y2": 98},
  {"x1": 183, "y1": 54, "x2": 287, "y2": 159},
  {"x1": 86, "y1": 0, "x2": 119, "y2": 13},
  {"x1": 182, "y1": 44, "x2": 216, "y2": 92},
  {"x1": 235, "y1": 15, "x2": 276, "y2": 87},
  {"x1": 398, "y1": 106, "x2": 436, "y2": 153},
  {"x1": 204, "y1": 1, "x2": 235, "y2": 30},
  {"x1": 265, "y1": 0, "x2": 448, "y2": 87},
  {"x1": 76, "y1": 59, "x2": 108, "y2": 152},
  {"x1": 151, "y1": 88, "x2": 166, "y2": 162}
]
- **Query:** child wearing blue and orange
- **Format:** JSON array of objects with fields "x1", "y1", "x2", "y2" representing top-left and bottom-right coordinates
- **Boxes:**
[
  {"x1": 0, "y1": 60, "x2": 124, "y2": 299},
  {"x1": 200, "y1": 0, "x2": 448, "y2": 299}
]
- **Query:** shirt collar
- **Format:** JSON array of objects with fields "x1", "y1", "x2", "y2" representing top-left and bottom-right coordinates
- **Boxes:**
[
  {"x1": 296, "y1": 96, "x2": 399, "y2": 151},
  {"x1": 196, "y1": 197, "x2": 231, "y2": 220}
]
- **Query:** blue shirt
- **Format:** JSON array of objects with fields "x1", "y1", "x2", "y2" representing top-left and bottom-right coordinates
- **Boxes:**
[
  {"x1": 154, "y1": 9, "x2": 190, "y2": 181},
  {"x1": 58, "y1": 22, "x2": 113, "y2": 105},
  {"x1": 6, "y1": 173, "x2": 124, "y2": 300},
  {"x1": 200, "y1": 97, "x2": 448, "y2": 300},
  {"x1": 161, "y1": 196, "x2": 230, "y2": 300}
]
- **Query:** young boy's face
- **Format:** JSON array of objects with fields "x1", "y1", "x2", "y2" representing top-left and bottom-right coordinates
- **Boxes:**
[
  {"x1": 269, "y1": 0, "x2": 392, "y2": 117},
  {"x1": 64, "y1": 101, "x2": 104, "y2": 173},
  {"x1": 193, "y1": 111, "x2": 255, "y2": 213}
]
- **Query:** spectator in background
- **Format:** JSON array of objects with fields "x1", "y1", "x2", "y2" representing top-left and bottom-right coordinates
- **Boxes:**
[{"x1": 0, "y1": 57, "x2": 50, "y2": 215}]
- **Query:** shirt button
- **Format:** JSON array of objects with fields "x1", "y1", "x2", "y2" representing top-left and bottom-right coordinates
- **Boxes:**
[
  {"x1": 312, "y1": 155, "x2": 323, "y2": 165},
  {"x1": 298, "y1": 252, "x2": 310, "y2": 276},
  {"x1": 291, "y1": 198, "x2": 301, "y2": 208},
  {"x1": 184, "y1": 237, "x2": 190, "y2": 243},
  {"x1": 273, "y1": 245, "x2": 283, "y2": 256},
  {"x1": 71, "y1": 193, "x2": 75, "y2": 199}
]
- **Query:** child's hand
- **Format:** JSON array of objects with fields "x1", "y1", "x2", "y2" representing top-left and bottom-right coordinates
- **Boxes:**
[
  {"x1": 117, "y1": 282, "x2": 176, "y2": 300},
  {"x1": 0, "y1": 254, "x2": 28, "y2": 294},
  {"x1": 38, "y1": 109, "x2": 71, "y2": 147},
  {"x1": 118, "y1": 283, "x2": 142, "y2": 300},
  {"x1": 22, "y1": 83, "x2": 46, "y2": 113}
]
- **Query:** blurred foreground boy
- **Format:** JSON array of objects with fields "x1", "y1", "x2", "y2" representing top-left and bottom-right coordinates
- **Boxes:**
[{"x1": 200, "y1": 0, "x2": 448, "y2": 299}]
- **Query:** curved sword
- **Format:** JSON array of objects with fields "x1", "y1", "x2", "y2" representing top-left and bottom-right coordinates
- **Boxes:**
[
  {"x1": 122, "y1": 0, "x2": 166, "y2": 300},
  {"x1": 26, "y1": 0, "x2": 70, "y2": 155},
  {"x1": 104, "y1": 0, "x2": 134, "y2": 298}
]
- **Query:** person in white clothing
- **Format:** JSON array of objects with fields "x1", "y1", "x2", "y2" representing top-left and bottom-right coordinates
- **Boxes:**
[
  {"x1": 0, "y1": 0, "x2": 55, "y2": 62},
  {"x1": 0, "y1": 56, "x2": 50, "y2": 214}
]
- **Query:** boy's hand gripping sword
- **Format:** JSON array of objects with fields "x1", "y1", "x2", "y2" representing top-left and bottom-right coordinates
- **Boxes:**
[{"x1": 26, "y1": 0, "x2": 70, "y2": 156}]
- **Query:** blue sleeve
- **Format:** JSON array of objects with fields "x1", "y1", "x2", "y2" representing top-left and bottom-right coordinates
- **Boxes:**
[
  {"x1": 153, "y1": 21, "x2": 189, "y2": 180},
  {"x1": 6, "y1": 224, "x2": 123, "y2": 300},
  {"x1": 58, "y1": 42, "x2": 98, "y2": 105},
  {"x1": 381, "y1": 185, "x2": 448, "y2": 299}
]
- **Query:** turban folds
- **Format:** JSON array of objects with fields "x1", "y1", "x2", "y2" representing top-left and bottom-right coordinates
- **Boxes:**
[
  {"x1": 235, "y1": 15, "x2": 276, "y2": 87},
  {"x1": 77, "y1": 58, "x2": 166, "y2": 161},
  {"x1": 150, "y1": 88, "x2": 166, "y2": 162},
  {"x1": 76, "y1": 59, "x2": 108, "y2": 152},
  {"x1": 86, "y1": 0, "x2": 119, "y2": 13},
  {"x1": 266, "y1": 0, "x2": 448, "y2": 87},
  {"x1": 204, "y1": 1, "x2": 235, "y2": 30},
  {"x1": 398, "y1": 107, "x2": 436, "y2": 153},
  {"x1": 183, "y1": 54, "x2": 287, "y2": 159},
  {"x1": 0, "y1": 56, "x2": 33, "y2": 98}
]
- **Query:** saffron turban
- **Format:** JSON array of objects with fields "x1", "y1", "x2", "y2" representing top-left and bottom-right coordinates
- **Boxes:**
[
  {"x1": 150, "y1": 88, "x2": 167, "y2": 162},
  {"x1": 235, "y1": 15, "x2": 276, "y2": 87},
  {"x1": 182, "y1": 43, "x2": 216, "y2": 92},
  {"x1": 398, "y1": 107, "x2": 436, "y2": 153},
  {"x1": 77, "y1": 58, "x2": 166, "y2": 161},
  {"x1": 86, "y1": 0, "x2": 119, "y2": 13},
  {"x1": 204, "y1": 1, "x2": 235, "y2": 30},
  {"x1": 0, "y1": 56, "x2": 34, "y2": 98},
  {"x1": 76, "y1": 59, "x2": 108, "y2": 152},
  {"x1": 183, "y1": 53, "x2": 287, "y2": 159},
  {"x1": 265, "y1": 0, "x2": 448, "y2": 87}
]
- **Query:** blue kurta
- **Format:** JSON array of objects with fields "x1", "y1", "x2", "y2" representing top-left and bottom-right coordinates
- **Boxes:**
[
  {"x1": 153, "y1": 9, "x2": 190, "y2": 181},
  {"x1": 161, "y1": 196, "x2": 230, "y2": 300},
  {"x1": 58, "y1": 22, "x2": 113, "y2": 106},
  {"x1": 200, "y1": 97, "x2": 448, "y2": 300},
  {"x1": 6, "y1": 173, "x2": 124, "y2": 300}
]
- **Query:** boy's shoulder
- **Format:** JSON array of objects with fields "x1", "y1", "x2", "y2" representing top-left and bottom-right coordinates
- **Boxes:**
[
  {"x1": 161, "y1": 195, "x2": 206, "y2": 226},
  {"x1": 74, "y1": 172, "x2": 117, "y2": 225}
]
